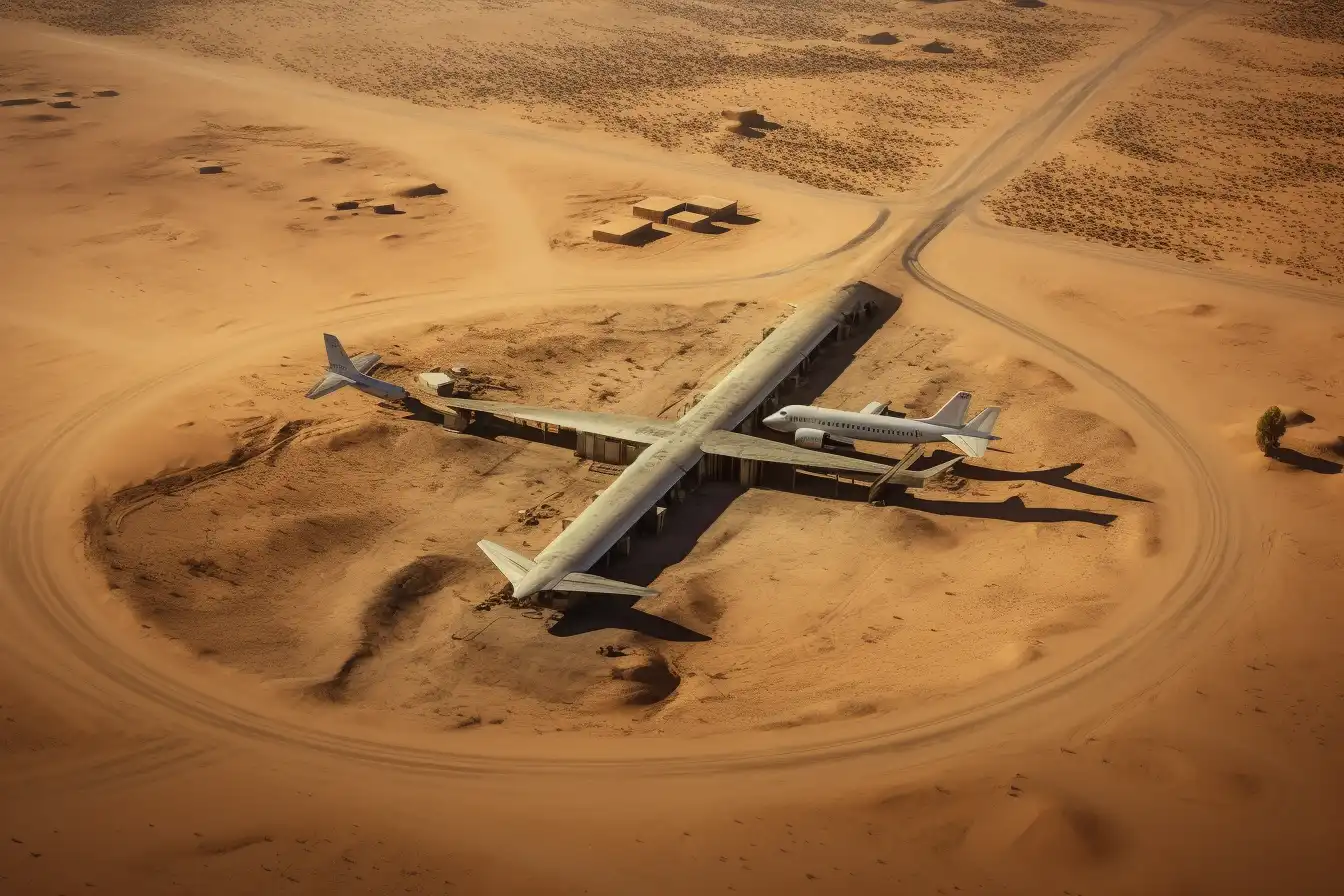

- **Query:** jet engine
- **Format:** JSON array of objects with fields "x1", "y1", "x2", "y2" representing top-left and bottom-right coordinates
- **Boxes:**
[{"x1": 793, "y1": 427, "x2": 828, "y2": 449}]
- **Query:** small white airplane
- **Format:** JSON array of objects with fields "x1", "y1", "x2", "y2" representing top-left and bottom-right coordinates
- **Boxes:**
[
  {"x1": 304, "y1": 334, "x2": 407, "y2": 402},
  {"x1": 762, "y1": 391, "x2": 1002, "y2": 458}
]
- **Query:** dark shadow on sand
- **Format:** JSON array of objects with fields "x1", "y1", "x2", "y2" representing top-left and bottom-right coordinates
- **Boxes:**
[
  {"x1": 548, "y1": 597, "x2": 710, "y2": 641},
  {"x1": 892, "y1": 492, "x2": 1117, "y2": 526},
  {"x1": 628, "y1": 227, "x2": 672, "y2": 247},
  {"x1": 1271, "y1": 447, "x2": 1341, "y2": 475},
  {"x1": 897, "y1": 491, "x2": 1118, "y2": 526},
  {"x1": 925, "y1": 450, "x2": 1152, "y2": 502}
]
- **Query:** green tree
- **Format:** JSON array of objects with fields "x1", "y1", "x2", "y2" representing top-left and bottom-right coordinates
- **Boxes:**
[{"x1": 1256, "y1": 406, "x2": 1287, "y2": 456}]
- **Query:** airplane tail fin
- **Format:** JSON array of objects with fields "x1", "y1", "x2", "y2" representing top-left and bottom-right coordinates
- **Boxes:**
[
  {"x1": 304, "y1": 334, "x2": 406, "y2": 402},
  {"x1": 919, "y1": 391, "x2": 972, "y2": 427},
  {"x1": 324, "y1": 333, "x2": 358, "y2": 375},
  {"x1": 477, "y1": 539, "x2": 534, "y2": 587},
  {"x1": 941, "y1": 406, "x2": 1000, "y2": 458}
]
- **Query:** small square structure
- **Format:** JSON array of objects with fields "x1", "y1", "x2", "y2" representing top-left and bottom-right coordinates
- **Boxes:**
[
  {"x1": 632, "y1": 196, "x2": 686, "y2": 223},
  {"x1": 593, "y1": 217, "x2": 654, "y2": 245},
  {"x1": 667, "y1": 210, "x2": 713, "y2": 233},
  {"x1": 685, "y1": 195, "x2": 738, "y2": 220},
  {"x1": 417, "y1": 371, "x2": 455, "y2": 396}
]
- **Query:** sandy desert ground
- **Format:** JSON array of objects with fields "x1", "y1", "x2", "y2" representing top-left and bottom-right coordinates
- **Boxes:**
[{"x1": 1, "y1": 0, "x2": 1342, "y2": 894}]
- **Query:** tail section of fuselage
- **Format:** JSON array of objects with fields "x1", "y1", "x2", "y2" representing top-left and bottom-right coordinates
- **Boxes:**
[{"x1": 940, "y1": 406, "x2": 1001, "y2": 458}]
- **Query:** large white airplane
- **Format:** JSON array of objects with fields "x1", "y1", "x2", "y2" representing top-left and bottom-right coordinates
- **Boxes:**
[
  {"x1": 305, "y1": 284, "x2": 963, "y2": 603},
  {"x1": 762, "y1": 392, "x2": 1002, "y2": 458}
]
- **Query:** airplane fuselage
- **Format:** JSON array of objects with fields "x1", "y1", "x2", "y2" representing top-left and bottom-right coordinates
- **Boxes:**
[
  {"x1": 512, "y1": 290, "x2": 867, "y2": 599},
  {"x1": 763, "y1": 405, "x2": 976, "y2": 445}
]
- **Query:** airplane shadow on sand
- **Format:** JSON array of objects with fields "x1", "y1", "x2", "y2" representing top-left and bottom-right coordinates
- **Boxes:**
[
  {"x1": 924, "y1": 449, "x2": 1154, "y2": 503},
  {"x1": 890, "y1": 492, "x2": 1118, "y2": 526},
  {"x1": 550, "y1": 483, "x2": 744, "y2": 641},
  {"x1": 548, "y1": 598, "x2": 710, "y2": 642}
]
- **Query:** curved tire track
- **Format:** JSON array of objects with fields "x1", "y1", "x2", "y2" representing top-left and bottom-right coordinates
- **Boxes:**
[{"x1": 0, "y1": 5, "x2": 1239, "y2": 781}]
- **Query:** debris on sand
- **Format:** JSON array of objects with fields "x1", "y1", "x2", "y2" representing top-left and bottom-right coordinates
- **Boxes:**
[
  {"x1": 859, "y1": 31, "x2": 901, "y2": 45},
  {"x1": 372, "y1": 203, "x2": 402, "y2": 215},
  {"x1": 396, "y1": 182, "x2": 447, "y2": 198},
  {"x1": 333, "y1": 200, "x2": 360, "y2": 210},
  {"x1": 515, "y1": 503, "x2": 560, "y2": 527},
  {"x1": 198, "y1": 164, "x2": 224, "y2": 175},
  {"x1": 721, "y1": 106, "x2": 765, "y2": 127},
  {"x1": 921, "y1": 39, "x2": 954, "y2": 54},
  {"x1": 48, "y1": 100, "x2": 78, "y2": 109},
  {"x1": 92, "y1": 89, "x2": 120, "y2": 97},
  {"x1": 0, "y1": 97, "x2": 42, "y2": 106}
]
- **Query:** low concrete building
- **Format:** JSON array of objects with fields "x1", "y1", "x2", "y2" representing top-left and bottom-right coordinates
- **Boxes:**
[
  {"x1": 685, "y1": 195, "x2": 738, "y2": 220},
  {"x1": 632, "y1": 196, "x2": 686, "y2": 223},
  {"x1": 667, "y1": 210, "x2": 713, "y2": 233},
  {"x1": 417, "y1": 371, "x2": 455, "y2": 396},
  {"x1": 592, "y1": 217, "x2": 654, "y2": 245}
]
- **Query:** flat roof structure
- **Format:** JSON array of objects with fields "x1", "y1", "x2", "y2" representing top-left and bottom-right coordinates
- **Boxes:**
[
  {"x1": 685, "y1": 195, "x2": 738, "y2": 220},
  {"x1": 667, "y1": 210, "x2": 713, "y2": 233},
  {"x1": 592, "y1": 217, "x2": 654, "y2": 245},
  {"x1": 632, "y1": 196, "x2": 686, "y2": 223}
]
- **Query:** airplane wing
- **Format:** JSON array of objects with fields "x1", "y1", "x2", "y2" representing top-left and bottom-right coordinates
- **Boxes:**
[
  {"x1": 700, "y1": 430, "x2": 892, "y2": 477},
  {"x1": 859, "y1": 400, "x2": 890, "y2": 415},
  {"x1": 423, "y1": 397, "x2": 676, "y2": 444}
]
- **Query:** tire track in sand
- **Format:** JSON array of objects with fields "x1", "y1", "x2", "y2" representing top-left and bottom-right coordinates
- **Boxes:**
[{"x1": 0, "y1": 4, "x2": 1238, "y2": 782}]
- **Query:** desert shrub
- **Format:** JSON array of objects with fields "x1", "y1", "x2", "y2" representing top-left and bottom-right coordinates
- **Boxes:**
[{"x1": 1256, "y1": 406, "x2": 1288, "y2": 455}]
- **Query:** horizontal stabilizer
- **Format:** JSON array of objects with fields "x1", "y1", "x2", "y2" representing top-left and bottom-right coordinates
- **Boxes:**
[
  {"x1": 551, "y1": 572, "x2": 659, "y2": 599},
  {"x1": 942, "y1": 434, "x2": 989, "y2": 458},
  {"x1": 477, "y1": 539, "x2": 534, "y2": 587},
  {"x1": 305, "y1": 371, "x2": 354, "y2": 400},
  {"x1": 351, "y1": 352, "x2": 381, "y2": 375}
]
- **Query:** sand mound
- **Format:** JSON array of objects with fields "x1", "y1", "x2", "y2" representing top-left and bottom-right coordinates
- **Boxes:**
[
  {"x1": 993, "y1": 640, "x2": 1045, "y2": 671},
  {"x1": 312, "y1": 554, "x2": 464, "y2": 701},
  {"x1": 761, "y1": 699, "x2": 881, "y2": 730},
  {"x1": 888, "y1": 512, "x2": 959, "y2": 550},
  {"x1": 1012, "y1": 799, "x2": 1122, "y2": 864},
  {"x1": 609, "y1": 651, "x2": 681, "y2": 706},
  {"x1": 1282, "y1": 407, "x2": 1316, "y2": 427},
  {"x1": 859, "y1": 31, "x2": 901, "y2": 46},
  {"x1": 395, "y1": 181, "x2": 448, "y2": 198}
]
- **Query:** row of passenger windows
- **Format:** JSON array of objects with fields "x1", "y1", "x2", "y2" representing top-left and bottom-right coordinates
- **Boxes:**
[{"x1": 797, "y1": 418, "x2": 915, "y2": 437}]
